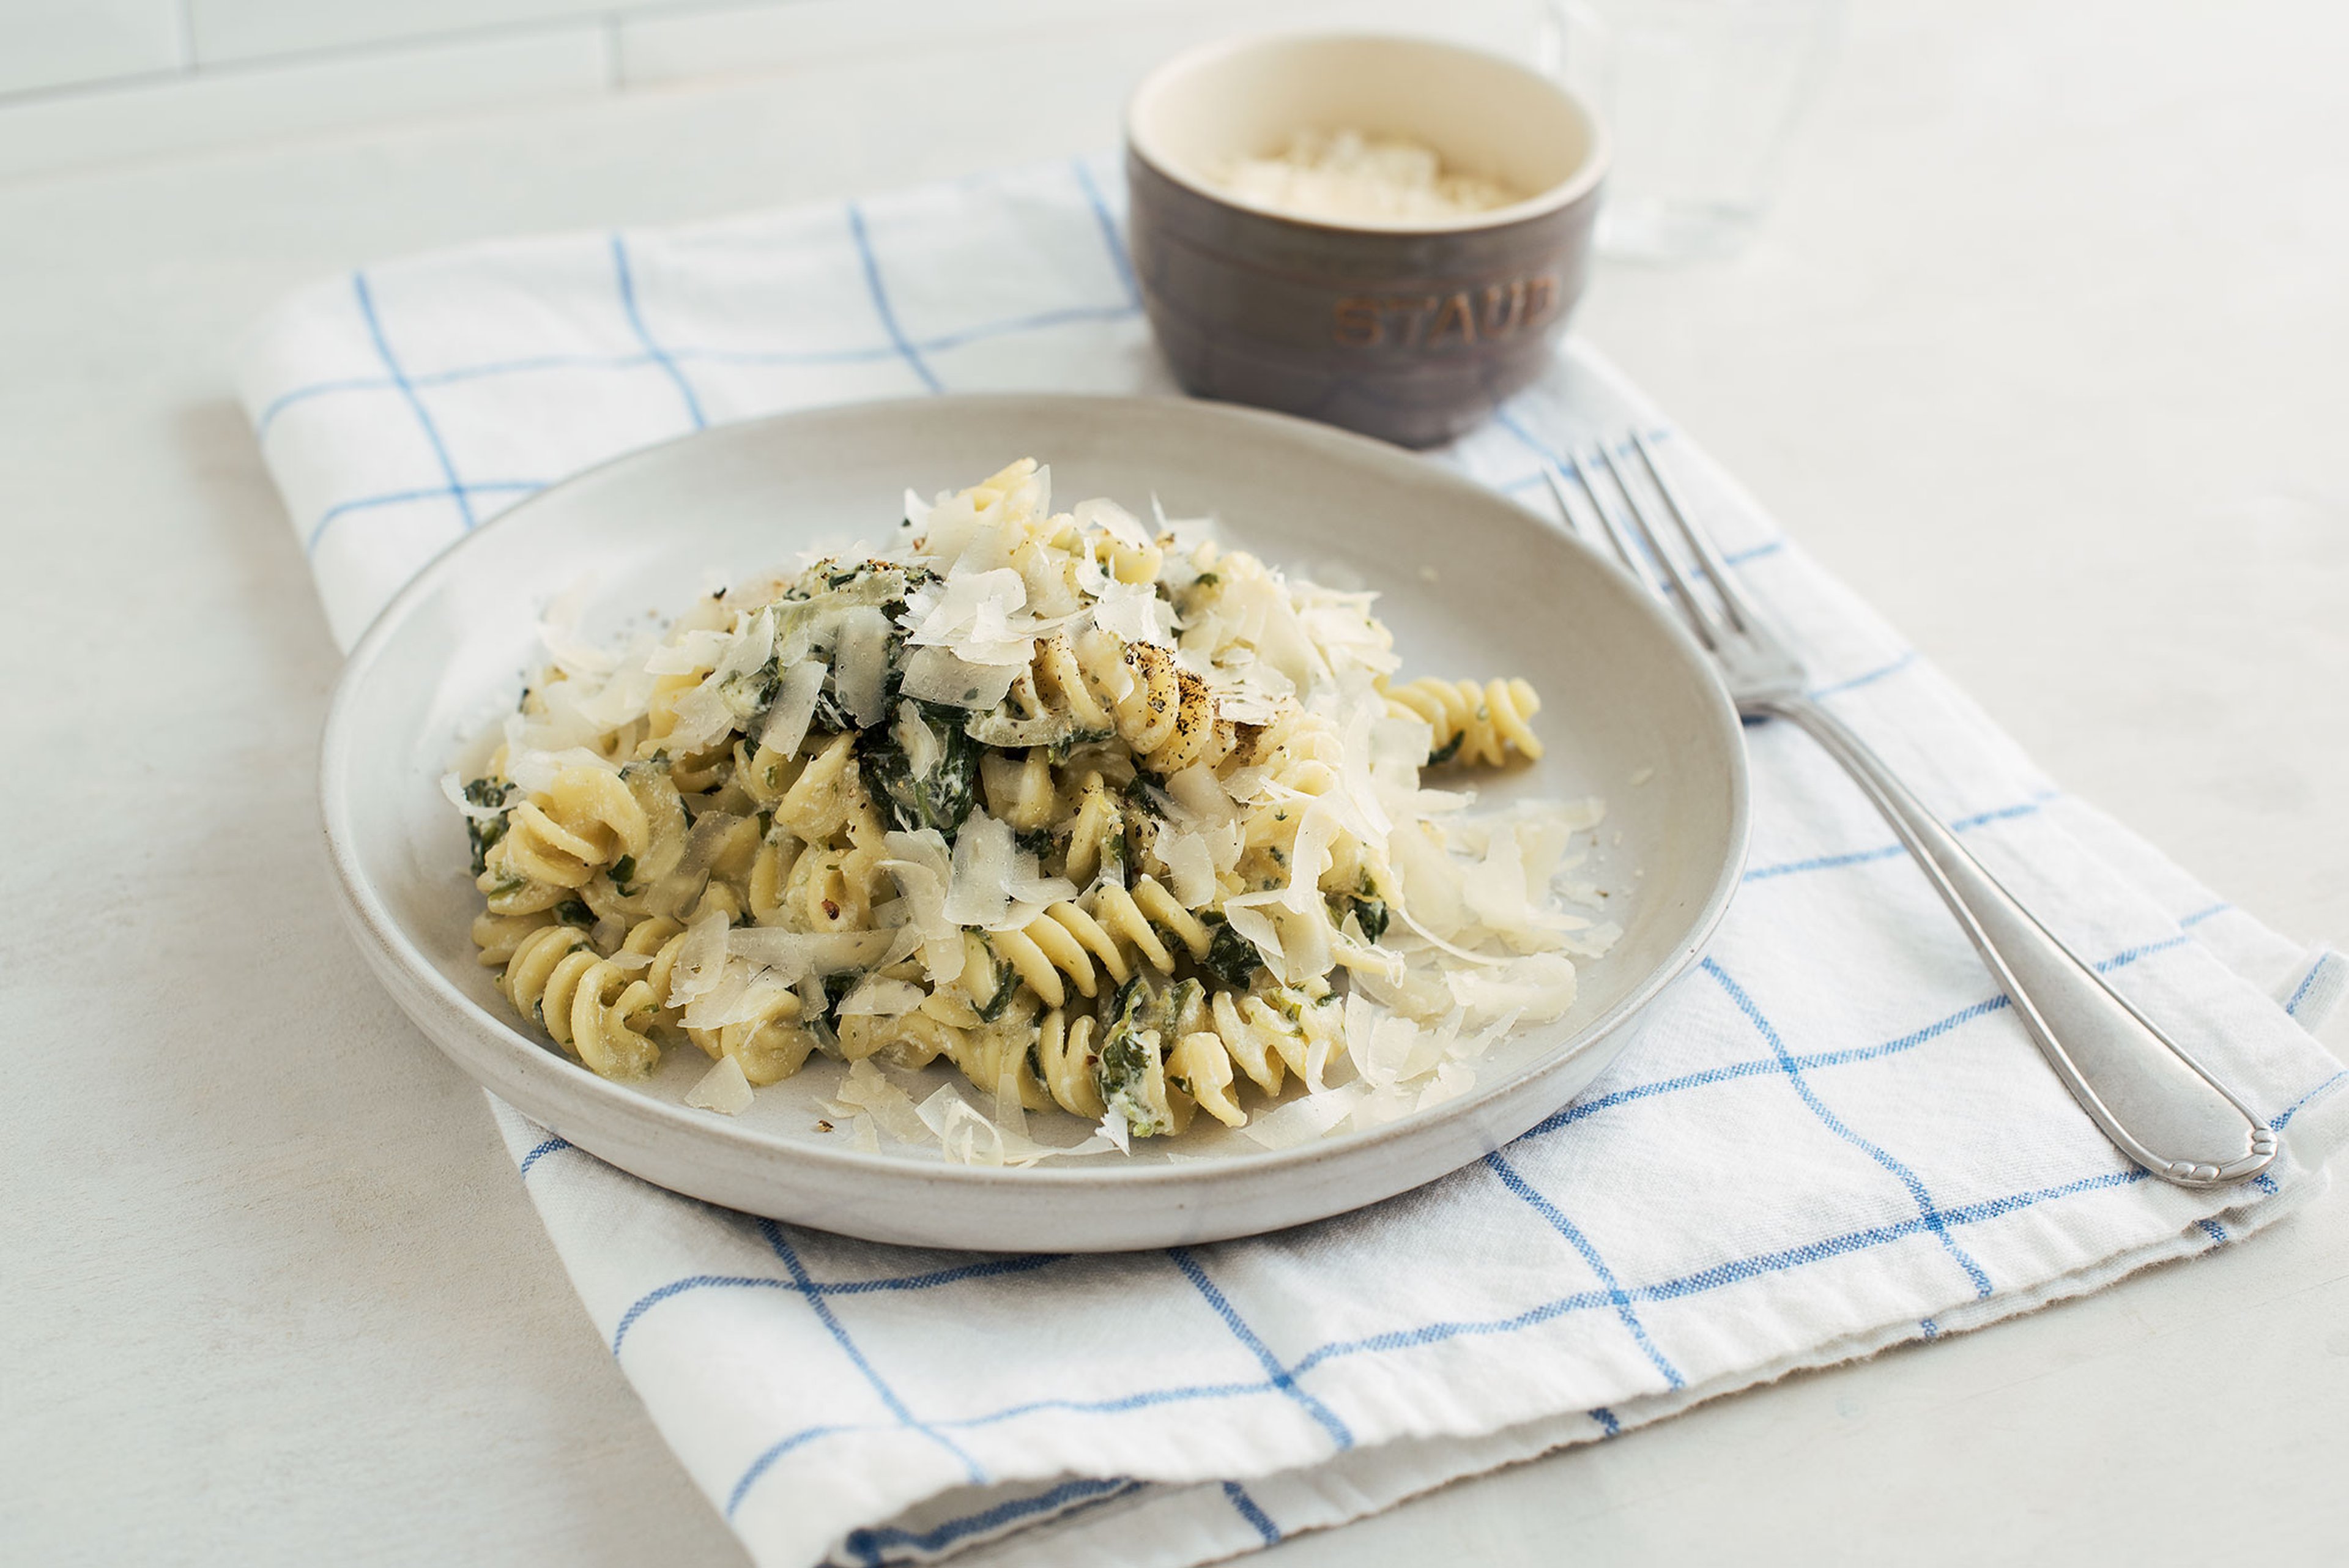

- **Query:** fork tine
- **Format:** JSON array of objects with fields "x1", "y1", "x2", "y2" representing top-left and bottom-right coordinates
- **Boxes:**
[
  {"x1": 1538, "y1": 464, "x2": 1597, "y2": 544},
  {"x1": 1560, "y1": 451, "x2": 1674, "y2": 611},
  {"x1": 1630, "y1": 430, "x2": 1757, "y2": 634},
  {"x1": 1595, "y1": 440, "x2": 1729, "y2": 650}
]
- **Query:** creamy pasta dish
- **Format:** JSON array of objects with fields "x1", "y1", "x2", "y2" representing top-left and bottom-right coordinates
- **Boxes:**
[{"x1": 448, "y1": 459, "x2": 1615, "y2": 1159}]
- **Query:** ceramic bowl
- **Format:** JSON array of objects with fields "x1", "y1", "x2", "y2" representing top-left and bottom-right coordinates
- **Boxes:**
[
  {"x1": 320, "y1": 395, "x2": 1745, "y2": 1252},
  {"x1": 1125, "y1": 32, "x2": 1608, "y2": 448}
]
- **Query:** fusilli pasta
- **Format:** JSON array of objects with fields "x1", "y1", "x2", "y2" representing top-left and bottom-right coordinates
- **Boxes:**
[{"x1": 451, "y1": 456, "x2": 1610, "y2": 1154}]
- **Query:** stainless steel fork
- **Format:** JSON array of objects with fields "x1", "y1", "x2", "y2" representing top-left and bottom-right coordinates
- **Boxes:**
[{"x1": 1547, "y1": 433, "x2": 2275, "y2": 1188}]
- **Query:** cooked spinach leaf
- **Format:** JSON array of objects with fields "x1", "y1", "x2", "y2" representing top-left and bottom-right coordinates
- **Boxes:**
[
  {"x1": 860, "y1": 699, "x2": 981, "y2": 838},
  {"x1": 1200, "y1": 915, "x2": 1263, "y2": 990},
  {"x1": 1094, "y1": 976, "x2": 1167, "y2": 1137},
  {"x1": 462, "y1": 777, "x2": 516, "y2": 875}
]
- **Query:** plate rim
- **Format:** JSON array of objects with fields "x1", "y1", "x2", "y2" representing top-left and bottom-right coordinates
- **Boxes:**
[{"x1": 321, "y1": 392, "x2": 1750, "y2": 1204}]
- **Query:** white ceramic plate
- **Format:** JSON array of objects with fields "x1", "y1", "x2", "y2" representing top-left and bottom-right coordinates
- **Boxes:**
[{"x1": 322, "y1": 395, "x2": 1747, "y2": 1251}]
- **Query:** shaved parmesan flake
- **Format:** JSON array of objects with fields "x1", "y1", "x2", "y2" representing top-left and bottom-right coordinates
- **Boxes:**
[
  {"x1": 643, "y1": 628, "x2": 733, "y2": 676},
  {"x1": 1159, "y1": 830, "x2": 1215, "y2": 908},
  {"x1": 1094, "y1": 1107, "x2": 1132, "y2": 1154},
  {"x1": 835, "y1": 976, "x2": 926, "y2": 1017},
  {"x1": 991, "y1": 1051, "x2": 1028, "y2": 1141},
  {"x1": 1416, "y1": 1060, "x2": 1476, "y2": 1110},
  {"x1": 572, "y1": 647, "x2": 661, "y2": 730},
  {"x1": 685, "y1": 1054, "x2": 754, "y2": 1114},
  {"x1": 538, "y1": 576, "x2": 613, "y2": 674},
  {"x1": 1281, "y1": 804, "x2": 1338, "y2": 914},
  {"x1": 832, "y1": 604, "x2": 893, "y2": 727},
  {"x1": 668, "y1": 809, "x2": 746, "y2": 899},
  {"x1": 1239, "y1": 1083, "x2": 1367, "y2": 1149},
  {"x1": 892, "y1": 700, "x2": 941, "y2": 782},
  {"x1": 1556, "y1": 921, "x2": 1624, "y2": 959},
  {"x1": 727, "y1": 928, "x2": 897, "y2": 982},
  {"x1": 880, "y1": 830, "x2": 962, "y2": 986},
  {"x1": 1221, "y1": 902, "x2": 1285, "y2": 973},
  {"x1": 505, "y1": 745, "x2": 620, "y2": 796},
  {"x1": 900, "y1": 646, "x2": 1021, "y2": 710},
  {"x1": 667, "y1": 918, "x2": 732, "y2": 1014},
  {"x1": 667, "y1": 606, "x2": 777, "y2": 754},
  {"x1": 943, "y1": 812, "x2": 1014, "y2": 928},
  {"x1": 759, "y1": 659, "x2": 827, "y2": 757},
  {"x1": 910, "y1": 567, "x2": 1030, "y2": 660},
  {"x1": 1093, "y1": 578, "x2": 1175, "y2": 645},
  {"x1": 1074, "y1": 496, "x2": 1151, "y2": 551},
  {"x1": 1392, "y1": 900, "x2": 1510, "y2": 968},
  {"x1": 1001, "y1": 872, "x2": 1080, "y2": 918},
  {"x1": 915, "y1": 1083, "x2": 1119, "y2": 1166},
  {"x1": 836, "y1": 1060, "x2": 932, "y2": 1145},
  {"x1": 681, "y1": 970, "x2": 792, "y2": 1032},
  {"x1": 1447, "y1": 953, "x2": 1578, "y2": 1024}
]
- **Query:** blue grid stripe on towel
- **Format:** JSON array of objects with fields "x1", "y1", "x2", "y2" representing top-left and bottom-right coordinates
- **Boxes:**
[
  {"x1": 699, "y1": 1159, "x2": 2179, "y2": 1521},
  {"x1": 610, "y1": 232, "x2": 707, "y2": 429},
  {"x1": 1702, "y1": 957, "x2": 1997, "y2": 1298},
  {"x1": 757, "y1": 1219, "x2": 989, "y2": 1487},
  {"x1": 351, "y1": 270, "x2": 475, "y2": 530},
  {"x1": 242, "y1": 154, "x2": 2348, "y2": 1568},
  {"x1": 847, "y1": 201, "x2": 943, "y2": 395}
]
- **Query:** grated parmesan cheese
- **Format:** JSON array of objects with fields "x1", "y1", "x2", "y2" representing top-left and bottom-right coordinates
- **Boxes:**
[{"x1": 1211, "y1": 128, "x2": 1521, "y2": 226}]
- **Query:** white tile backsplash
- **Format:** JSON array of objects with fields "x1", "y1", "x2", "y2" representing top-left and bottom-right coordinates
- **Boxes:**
[
  {"x1": 186, "y1": 0, "x2": 690, "y2": 65},
  {"x1": 0, "y1": 0, "x2": 184, "y2": 97},
  {"x1": 0, "y1": 23, "x2": 608, "y2": 184},
  {"x1": 610, "y1": 0, "x2": 1518, "y2": 87},
  {"x1": 0, "y1": 0, "x2": 1536, "y2": 185},
  {"x1": 615, "y1": 0, "x2": 1183, "y2": 84}
]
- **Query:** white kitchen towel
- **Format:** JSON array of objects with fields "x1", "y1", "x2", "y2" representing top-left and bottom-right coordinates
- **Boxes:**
[{"x1": 239, "y1": 155, "x2": 2348, "y2": 1568}]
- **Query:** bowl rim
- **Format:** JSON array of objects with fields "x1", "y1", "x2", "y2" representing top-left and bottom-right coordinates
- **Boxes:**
[
  {"x1": 1124, "y1": 29, "x2": 1611, "y2": 238},
  {"x1": 319, "y1": 392, "x2": 1746, "y2": 1202}
]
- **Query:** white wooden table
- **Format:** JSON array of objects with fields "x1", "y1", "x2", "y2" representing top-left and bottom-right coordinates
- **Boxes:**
[{"x1": 6, "y1": 1, "x2": 2343, "y2": 1562}]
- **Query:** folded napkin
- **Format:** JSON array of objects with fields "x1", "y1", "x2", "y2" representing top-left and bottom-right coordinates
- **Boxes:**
[{"x1": 239, "y1": 155, "x2": 2348, "y2": 1568}]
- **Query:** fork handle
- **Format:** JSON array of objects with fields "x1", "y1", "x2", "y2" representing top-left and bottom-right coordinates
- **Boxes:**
[{"x1": 1759, "y1": 696, "x2": 2277, "y2": 1187}]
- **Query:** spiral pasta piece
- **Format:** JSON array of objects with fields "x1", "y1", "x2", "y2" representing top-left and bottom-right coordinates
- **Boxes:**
[
  {"x1": 471, "y1": 910, "x2": 554, "y2": 967},
  {"x1": 1033, "y1": 1008, "x2": 1105, "y2": 1119},
  {"x1": 1168, "y1": 1031, "x2": 1242, "y2": 1128},
  {"x1": 668, "y1": 741, "x2": 732, "y2": 794},
  {"x1": 1129, "y1": 875, "x2": 1212, "y2": 961},
  {"x1": 501, "y1": 924, "x2": 659, "y2": 1079},
  {"x1": 1109, "y1": 641, "x2": 1220, "y2": 774},
  {"x1": 1209, "y1": 990, "x2": 1305, "y2": 1094},
  {"x1": 1033, "y1": 633, "x2": 1115, "y2": 734},
  {"x1": 980, "y1": 748, "x2": 1058, "y2": 830},
  {"x1": 983, "y1": 901, "x2": 1132, "y2": 1010},
  {"x1": 718, "y1": 1006, "x2": 817, "y2": 1085},
  {"x1": 777, "y1": 731, "x2": 861, "y2": 841},
  {"x1": 782, "y1": 843, "x2": 874, "y2": 933},
  {"x1": 1102, "y1": 532, "x2": 1163, "y2": 585},
  {"x1": 1385, "y1": 677, "x2": 1543, "y2": 767},
  {"x1": 476, "y1": 764, "x2": 651, "y2": 918},
  {"x1": 746, "y1": 832, "x2": 801, "y2": 925},
  {"x1": 837, "y1": 1008, "x2": 965, "y2": 1074},
  {"x1": 946, "y1": 1022, "x2": 1055, "y2": 1113},
  {"x1": 1061, "y1": 771, "x2": 1125, "y2": 886}
]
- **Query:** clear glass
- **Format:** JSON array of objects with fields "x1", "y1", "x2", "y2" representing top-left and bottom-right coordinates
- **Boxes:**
[{"x1": 1537, "y1": 0, "x2": 1844, "y2": 262}]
